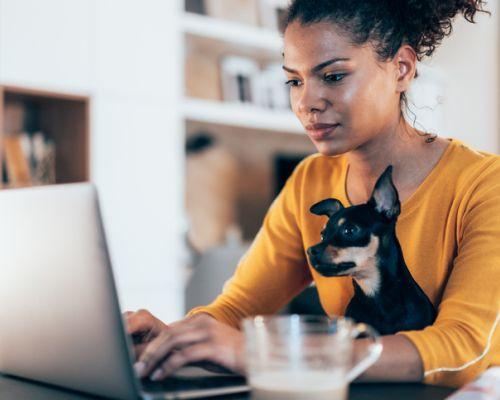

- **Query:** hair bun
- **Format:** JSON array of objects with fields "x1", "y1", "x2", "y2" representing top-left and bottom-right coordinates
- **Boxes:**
[
  {"x1": 285, "y1": 0, "x2": 490, "y2": 61},
  {"x1": 403, "y1": 0, "x2": 490, "y2": 58}
]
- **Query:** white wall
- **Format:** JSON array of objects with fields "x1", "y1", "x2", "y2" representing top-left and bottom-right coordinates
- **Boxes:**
[
  {"x1": 0, "y1": 0, "x2": 186, "y2": 322},
  {"x1": 93, "y1": 0, "x2": 185, "y2": 322},
  {"x1": 0, "y1": 0, "x2": 94, "y2": 93},
  {"x1": 426, "y1": 3, "x2": 499, "y2": 153}
]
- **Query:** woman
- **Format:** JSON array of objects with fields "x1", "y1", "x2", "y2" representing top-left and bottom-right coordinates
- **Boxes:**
[{"x1": 128, "y1": 0, "x2": 499, "y2": 387}]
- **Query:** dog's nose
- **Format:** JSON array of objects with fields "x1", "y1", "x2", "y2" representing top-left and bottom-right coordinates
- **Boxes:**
[{"x1": 307, "y1": 246, "x2": 319, "y2": 257}]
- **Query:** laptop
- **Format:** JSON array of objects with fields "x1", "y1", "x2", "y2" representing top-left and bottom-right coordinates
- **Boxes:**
[{"x1": 0, "y1": 183, "x2": 249, "y2": 399}]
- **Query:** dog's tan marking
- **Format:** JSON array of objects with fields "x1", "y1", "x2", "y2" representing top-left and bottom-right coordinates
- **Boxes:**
[
  {"x1": 338, "y1": 218, "x2": 346, "y2": 226},
  {"x1": 323, "y1": 245, "x2": 339, "y2": 260},
  {"x1": 331, "y1": 235, "x2": 381, "y2": 297}
]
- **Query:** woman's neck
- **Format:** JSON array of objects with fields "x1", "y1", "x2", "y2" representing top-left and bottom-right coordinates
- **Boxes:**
[{"x1": 345, "y1": 118, "x2": 447, "y2": 205}]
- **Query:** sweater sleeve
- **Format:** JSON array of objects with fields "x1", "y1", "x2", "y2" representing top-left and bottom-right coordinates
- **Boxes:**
[
  {"x1": 398, "y1": 159, "x2": 500, "y2": 388},
  {"x1": 186, "y1": 162, "x2": 312, "y2": 329}
]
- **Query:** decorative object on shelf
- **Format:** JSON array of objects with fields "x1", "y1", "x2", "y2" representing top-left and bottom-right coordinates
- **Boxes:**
[
  {"x1": 220, "y1": 55, "x2": 261, "y2": 104},
  {"x1": 258, "y1": 0, "x2": 289, "y2": 32},
  {"x1": 185, "y1": 132, "x2": 240, "y2": 253},
  {"x1": 219, "y1": 57, "x2": 291, "y2": 109},
  {"x1": 31, "y1": 132, "x2": 56, "y2": 185},
  {"x1": 254, "y1": 62, "x2": 290, "y2": 110},
  {"x1": 185, "y1": 0, "x2": 206, "y2": 15},
  {"x1": 2, "y1": 132, "x2": 56, "y2": 188},
  {"x1": 185, "y1": 41, "x2": 221, "y2": 101},
  {"x1": 205, "y1": 0, "x2": 260, "y2": 26}
]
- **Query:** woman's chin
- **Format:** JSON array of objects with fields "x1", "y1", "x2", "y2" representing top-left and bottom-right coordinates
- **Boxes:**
[{"x1": 312, "y1": 140, "x2": 349, "y2": 157}]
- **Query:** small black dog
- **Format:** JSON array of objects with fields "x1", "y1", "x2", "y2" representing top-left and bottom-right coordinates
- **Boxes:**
[{"x1": 307, "y1": 166, "x2": 436, "y2": 335}]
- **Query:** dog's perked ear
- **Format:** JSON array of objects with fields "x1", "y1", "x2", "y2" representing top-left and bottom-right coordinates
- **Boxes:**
[
  {"x1": 310, "y1": 198, "x2": 344, "y2": 218},
  {"x1": 369, "y1": 166, "x2": 401, "y2": 219}
]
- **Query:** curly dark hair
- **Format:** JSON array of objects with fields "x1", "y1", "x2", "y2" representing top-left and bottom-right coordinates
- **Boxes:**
[{"x1": 284, "y1": 0, "x2": 490, "y2": 61}]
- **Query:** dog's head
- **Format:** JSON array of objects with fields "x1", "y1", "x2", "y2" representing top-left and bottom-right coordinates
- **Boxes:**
[{"x1": 306, "y1": 166, "x2": 400, "y2": 281}]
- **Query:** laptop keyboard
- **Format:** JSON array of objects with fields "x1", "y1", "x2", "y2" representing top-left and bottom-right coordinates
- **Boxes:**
[{"x1": 142, "y1": 375, "x2": 247, "y2": 392}]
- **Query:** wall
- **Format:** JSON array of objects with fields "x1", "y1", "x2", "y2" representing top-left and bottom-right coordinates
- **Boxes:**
[
  {"x1": 0, "y1": 0, "x2": 94, "y2": 93},
  {"x1": 428, "y1": 3, "x2": 499, "y2": 152},
  {"x1": 93, "y1": 1, "x2": 185, "y2": 322}
]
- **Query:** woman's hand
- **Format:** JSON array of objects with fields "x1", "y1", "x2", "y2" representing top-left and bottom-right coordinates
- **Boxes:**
[
  {"x1": 126, "y1": 312, "x2": 246, "y2": 381},
  {"x1": 123, "y1": 309, "x2": 169, "y2": 359}
]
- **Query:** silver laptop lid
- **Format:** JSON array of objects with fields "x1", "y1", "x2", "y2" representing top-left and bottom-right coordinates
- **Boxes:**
[{"x1": 0, "y1": 183, "x2": 139, "y2": 399}]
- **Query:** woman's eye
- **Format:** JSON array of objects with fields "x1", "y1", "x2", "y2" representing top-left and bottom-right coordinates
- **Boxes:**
[
  {"x1": 285, "y1": 79, "x2": 301, "y2": 87},
  {"x1": 324, "y1": 73, "x2": 346, "y2": 83}
]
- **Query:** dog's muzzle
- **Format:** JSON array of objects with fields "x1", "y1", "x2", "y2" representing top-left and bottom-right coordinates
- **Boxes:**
[{"x1": 307, "y1": 244, "x2": 355, "y2": 277}]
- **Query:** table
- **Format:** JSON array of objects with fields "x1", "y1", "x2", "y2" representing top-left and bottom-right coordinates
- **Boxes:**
[{"x1": 0, "y1": 373, "x2": 455, "y2": 399}]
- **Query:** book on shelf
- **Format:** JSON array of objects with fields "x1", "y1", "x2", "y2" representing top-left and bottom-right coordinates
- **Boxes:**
[
  {"x1": 2, "y1": 132, "x2": 56, "y2": 188},
  {"x1": 187, "y1": 0, "x2": 260, "y2": 25},
  {"x1": 220, "y1": 56, "x2": 260, "y2": 104},
  {"x1": 184, "y1": 1, "x2": 292, "y2": 110},
  {"x1": 3, "y1": 134, "x2": 32, "y2": 187},
  {"x1": 219, "y1": 55, "x2": 290, "y2": 110},
  {"x1": 185, "y1": 0, "x2": 288, "y2": 32}
]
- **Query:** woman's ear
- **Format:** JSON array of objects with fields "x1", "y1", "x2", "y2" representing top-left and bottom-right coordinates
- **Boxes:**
[{"x1": 394, "y1": 45, "x2": 417, "y2": 93}]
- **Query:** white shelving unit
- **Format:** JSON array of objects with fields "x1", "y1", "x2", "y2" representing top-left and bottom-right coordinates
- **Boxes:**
[
  {"x1": 183, "y1": 97, "x2": 303, "y2": 133},
  {"x1": 181, "y1": 8, "x2": 304, "y2": 136},
  {"x1": 182, "y1": 12, "x2": 283, "y2": 54},
  {"x1": 181, "y1": 5, "x2": 315, "y2": 313}
]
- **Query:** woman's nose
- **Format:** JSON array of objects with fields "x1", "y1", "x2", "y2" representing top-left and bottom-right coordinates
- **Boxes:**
[{"x1": 297, "y1": 84, "x2": 327, "y2": 114}]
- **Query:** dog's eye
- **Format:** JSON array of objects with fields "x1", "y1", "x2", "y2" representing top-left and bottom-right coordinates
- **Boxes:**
[{"x1": 342, "y1": 225, "x2": 358, "y2": 236}]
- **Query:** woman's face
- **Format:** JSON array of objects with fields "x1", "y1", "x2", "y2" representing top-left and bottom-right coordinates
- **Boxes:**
[{"x1": 283, "y1": 21, "x2": 402, "y2": 156}]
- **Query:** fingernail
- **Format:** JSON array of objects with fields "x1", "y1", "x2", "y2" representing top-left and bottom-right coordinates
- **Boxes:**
[
  {"x1": 134, "y1": 361, "x2": 147, "y2": 377},
  {"x1": 151, "y1": 368, "x2": 163, "y2": 381}
]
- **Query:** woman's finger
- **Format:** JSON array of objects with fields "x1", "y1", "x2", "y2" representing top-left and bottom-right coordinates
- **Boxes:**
[
  {"x1": 150, "y1": 343, "x2": 218, "y2": 381},
  {"x1": 134, "y1": 319, "x2": 204, "y2": 366},
  {"x1": 136, "y1": 325, "x2": 210, "y2": 378},
  {"x1": 131, "y1": 342, "x2": 149, "y2": 360},
  {"x1": 125, "y1": 309, "x2": 157, "y2": 335}
]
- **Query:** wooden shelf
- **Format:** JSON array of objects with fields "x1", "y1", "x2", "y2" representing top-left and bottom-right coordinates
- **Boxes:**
[
  {"x1": 182, "y1": 98, "x2": 303, "y2": 134},
  {"x1": 182, "y1": 12, "x2": 283, "y2": 58},
  {"x1": 0, "y1": 86, "x2": 90, "y2": 188}
]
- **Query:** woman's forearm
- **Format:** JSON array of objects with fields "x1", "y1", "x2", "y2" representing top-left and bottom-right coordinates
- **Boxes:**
[{"x1": 355, "y1": 335, "x2": 424, "y2": 382}]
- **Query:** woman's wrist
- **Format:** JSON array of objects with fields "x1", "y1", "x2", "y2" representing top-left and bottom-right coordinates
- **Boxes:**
[{"x1": 354, "y1": 335, "x2": 424, "y2": 382}]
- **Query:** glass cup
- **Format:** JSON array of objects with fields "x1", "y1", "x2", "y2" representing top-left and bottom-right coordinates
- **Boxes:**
[{"x1": 242, "y1": 315, "x2": 383, "y2": 400}]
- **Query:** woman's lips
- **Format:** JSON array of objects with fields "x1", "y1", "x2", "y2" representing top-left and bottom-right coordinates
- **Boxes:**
[{"x1": 305, "y1": 123, "x2": 340, "y2": 140}]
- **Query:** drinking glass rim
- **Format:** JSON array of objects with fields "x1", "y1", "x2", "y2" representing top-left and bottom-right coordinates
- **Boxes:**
[{"x1": 241, "y1": 314, "x2": 356, "y2": 330}]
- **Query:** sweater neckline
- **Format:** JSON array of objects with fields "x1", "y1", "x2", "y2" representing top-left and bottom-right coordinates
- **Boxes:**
[{"x1": 340, "y1": 138, "x2": 458, "y2": 219}]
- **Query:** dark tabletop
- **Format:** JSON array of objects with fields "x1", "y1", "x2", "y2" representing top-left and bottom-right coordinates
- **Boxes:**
[{"x1": 0, "y1": 373, "x2": 455, "y2": 400}]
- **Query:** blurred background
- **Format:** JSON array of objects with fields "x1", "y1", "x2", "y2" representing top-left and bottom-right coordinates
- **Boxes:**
[{"x1": 0, "y1": 0, "x2": 498, "y2": 322}]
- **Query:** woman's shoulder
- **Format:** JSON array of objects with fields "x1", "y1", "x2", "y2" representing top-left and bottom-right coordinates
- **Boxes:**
[
  {"x1": 446, "y1": 139, "x2": 500, "y2": 182},
  {"x1": 440, "y1": 139, "x2": 500, "y2": 205}
]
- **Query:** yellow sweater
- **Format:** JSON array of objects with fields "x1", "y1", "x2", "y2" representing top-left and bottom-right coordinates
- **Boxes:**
[{"x1": 188, "y1": 138, "x2": 500, "y2": 387}]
